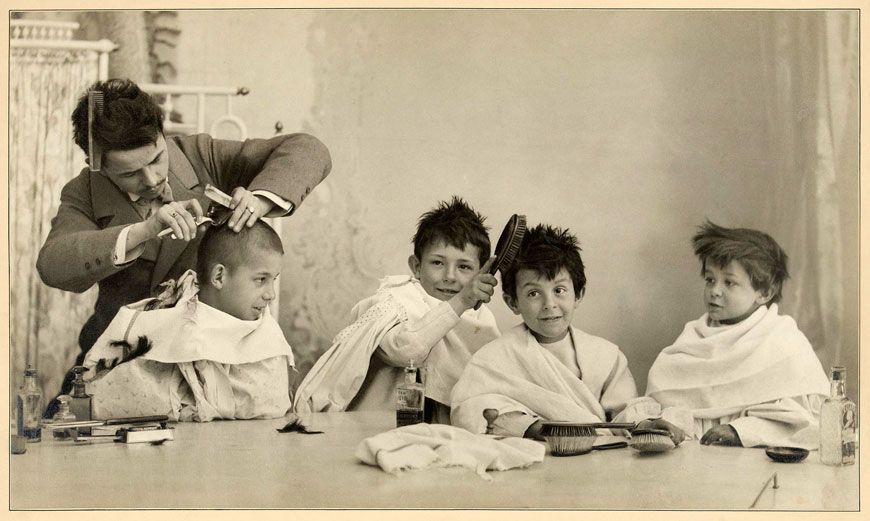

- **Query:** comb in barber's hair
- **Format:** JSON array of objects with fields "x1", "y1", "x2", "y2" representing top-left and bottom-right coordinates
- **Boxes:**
[{"x1": 88, "y1": 90, "x2": 104, "y2": 172}]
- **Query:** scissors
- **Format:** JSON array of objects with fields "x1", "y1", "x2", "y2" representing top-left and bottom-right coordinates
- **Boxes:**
[{"x1": 157, "y1": 185, "x2": 234, "y2": 239}]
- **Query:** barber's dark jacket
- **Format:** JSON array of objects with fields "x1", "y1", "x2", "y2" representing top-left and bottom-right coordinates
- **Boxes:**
[{"x1": 37, "y1": 132, "x2": 331, "y2": 357}]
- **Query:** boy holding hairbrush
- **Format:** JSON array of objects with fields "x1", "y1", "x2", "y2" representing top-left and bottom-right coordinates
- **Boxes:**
[
  {"x1": 616, "y1": 221, "x2": 829, "y2": 449},
  {"x1": 294, "y1": 197, "x2": 501, "y2": 423},
  {"x1": 451, "y1": 224, "x2": 638, "y2": 439}
]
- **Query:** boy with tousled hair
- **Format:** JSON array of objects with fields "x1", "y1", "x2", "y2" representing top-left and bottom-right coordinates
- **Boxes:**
[
  {"x1": 616, "y1": 221, "x2": 829, "y2": 449},
  {"x1": 451, "y1": 224, "x2": 637, "y2": 438},
  {"x1": 294, "y1": 197, "x2": 501, "y2": 423},
  {"x1": 79, "y1": 220, "x2": 295, "y2": 421}
]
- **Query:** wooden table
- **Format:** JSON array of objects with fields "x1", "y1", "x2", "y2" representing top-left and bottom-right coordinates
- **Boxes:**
[{"x1": 10, "y1": 411, "x2": 859, "y2": 510}]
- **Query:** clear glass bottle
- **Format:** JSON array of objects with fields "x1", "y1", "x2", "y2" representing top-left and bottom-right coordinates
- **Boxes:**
[
  {"x1": 50, "y1": 395, "x2": 77, "y2": 440},
  {"x1": 820, "y1": 366, "x2": 857, "y2": 465},
  {"x1": 16, "y1": 365, "x2": 43, "y2": 443},
  {"x1": 396, "y1": 360, "x2": 425, "y2": 427}
]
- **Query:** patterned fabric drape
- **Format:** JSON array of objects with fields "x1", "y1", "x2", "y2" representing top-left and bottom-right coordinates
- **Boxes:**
[
  {"x1": 760, "y1": 12, "x2": 859, "y2": 385},
  {"x1": 10, "y1": 48, "x2": 101, "y2": 408}
]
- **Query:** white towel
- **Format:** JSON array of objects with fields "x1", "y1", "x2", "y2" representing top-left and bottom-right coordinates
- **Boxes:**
[{"x1": 356, "y1": 423, "x2": 545, "y2": 480}]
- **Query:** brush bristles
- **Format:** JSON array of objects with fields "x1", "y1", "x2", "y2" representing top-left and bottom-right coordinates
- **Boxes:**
[
  {"x1": 546, "y1": 436, "x2": 597, "y2": 456},
  {"x1": 541, "y1": 424, "x2": 596, "y2": 437},
  {"x1": 494, "y1": 215, "x2": 526, "y2": 275},
  {"x1": 541, "y1": 423, "x2": 598, "y2": 456},
  {"x1": 629, "y1": 432, "x2": 676, "y2": 452}
]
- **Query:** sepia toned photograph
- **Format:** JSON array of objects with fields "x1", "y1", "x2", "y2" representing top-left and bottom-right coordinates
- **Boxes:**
[{"x1": 7, "y1": 5, "x2": 860, "y2": 513}]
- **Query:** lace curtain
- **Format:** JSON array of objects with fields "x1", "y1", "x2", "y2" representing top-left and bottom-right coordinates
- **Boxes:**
[
  {"x1": 10, "y1": 48, "x2": 102, "y2": 407},
  {"x1": 761, "y1": 11, "x2": 859, "y2": 392}
]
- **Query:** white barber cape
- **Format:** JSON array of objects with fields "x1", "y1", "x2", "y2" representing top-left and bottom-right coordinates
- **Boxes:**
[
  {"x1": 294, "y1": 275, "x2": 500, "y2": 413},
  {"x1": 616, "y1": 304, "x2": 830, "y2": 449},
  {"x1": 450, "y1": 324, "x2": 638, "y2": 437},
  {"x1": 83, "y1": 271, "x2": 295, "y2": 421}
]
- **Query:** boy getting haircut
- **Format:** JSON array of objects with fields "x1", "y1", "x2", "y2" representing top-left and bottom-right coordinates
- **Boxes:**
[
  {"x1": 617, "y1": 220, "x2": 829, "y2": 449},
  {"x1": 451, "y1": 224, "x2": 638, "y2": 438},
  {"x1": 294, "y1": 197, "x2": 501, "y2": 423},
  {"x1": 79, "y1": 220, "x2": 295, "y2": 421}
]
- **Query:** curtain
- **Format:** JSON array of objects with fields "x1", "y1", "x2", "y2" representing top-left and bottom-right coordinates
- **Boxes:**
[
  {"x1": 10, "y1": 47, "x2": 102, "y2": 412},
  {"x1": 760, "y1": 12, "x2": 859, "y2": 397}
]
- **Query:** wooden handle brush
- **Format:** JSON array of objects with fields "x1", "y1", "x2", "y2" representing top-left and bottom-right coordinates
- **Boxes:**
[{"x1": 540, "y1": 421, "x2": 635, "y2": 456}]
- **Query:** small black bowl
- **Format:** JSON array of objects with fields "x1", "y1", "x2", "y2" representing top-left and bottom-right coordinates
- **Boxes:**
[{"x1": 765, "y1": 446, "x2": 809, "y2": 463}]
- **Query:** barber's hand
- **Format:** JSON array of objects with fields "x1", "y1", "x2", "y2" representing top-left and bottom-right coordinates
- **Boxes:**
[
  {"x1": 450, "y1": 257, "x2": 498, "y2": 315},
  {"x1": 700, "y1": 424, "x2": 742, "y2": 446},
  {"x1": 148, "y1": 199, "x2": 204, "y2": 241},
  {"x1": 228, "y1": 187, "x2": 274, "y2": 232}
]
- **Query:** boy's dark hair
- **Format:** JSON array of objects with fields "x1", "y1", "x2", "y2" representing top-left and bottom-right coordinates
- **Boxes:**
[
  {"x1": 196, "y1": 220, "x2": 284, "y2": 284},
  {"x1": 502, "y1": 224, "x2": 586, "y2": 300},
  {"x1": 71, "y1": 78, "x2": 164, "y2": 157},
  {"x1": 692, "y1": 220, "x2": 789, "y2": 305},
  {"x1": 412, "y1": 196, "x2": 490, "y2": 266}
]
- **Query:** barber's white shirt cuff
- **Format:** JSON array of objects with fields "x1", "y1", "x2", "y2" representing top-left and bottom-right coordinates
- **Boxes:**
[
  {"x1": 113, "y1": 225, "x2": 145, "y2": 266},
  {"x1": 253, "y1": 190, "x2": 293, "y2": 217}
]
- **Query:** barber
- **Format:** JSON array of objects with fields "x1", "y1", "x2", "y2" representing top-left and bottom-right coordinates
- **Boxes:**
[{"x1": 37, "y1": 78, "x2": 331, "y2": 371}]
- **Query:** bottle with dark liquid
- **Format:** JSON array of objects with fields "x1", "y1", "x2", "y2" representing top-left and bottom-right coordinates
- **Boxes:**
[
  {"x1": 17, "y1": 365, "x2": 43, "y2": 443},
  {"x1": 396, "y1": 360, "x2": 425, "y2": 427}
]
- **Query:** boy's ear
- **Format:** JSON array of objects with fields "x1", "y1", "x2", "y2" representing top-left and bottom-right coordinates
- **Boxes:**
[
  {"x1": 756, "y1": 285, "x2": 775, "y2": 306},
  {"x1": 408, "y1": 255, "x2": 421, "y2": 279},
  {"x1": 503, "y1": 293, "x2": 522, "y2": 315},
  {"x1": 209, "y1": 264, "x2": 227, "y2": 289},
  {"x1": 575, "y1": 287, "x2": 586, "y2": 307}
]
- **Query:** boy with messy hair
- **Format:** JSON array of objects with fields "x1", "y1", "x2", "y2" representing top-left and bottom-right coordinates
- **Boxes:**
[
  {"x1": 617, "y1": 221, "x2": 829, "y2": 449},
  {"x1": 294, "y1": 197, "x2": 501, "y2": 423},
  {"x1": 451, "y1": 224, "x2": 638, "y2": 438},
  {"x1": 79, "y1": 220, "x2": 295, "y2": 421}
]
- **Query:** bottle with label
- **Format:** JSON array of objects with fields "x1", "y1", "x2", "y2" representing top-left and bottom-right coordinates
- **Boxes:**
[
  {"x1": 396, "y1": 360, "x2": 425, "y2": 427},
  {"x1": 69, "y1": 366, "x2": 93, "y2": 425},
  {"x1": 820, "y1": 366, "x2": 857, "y2": 465},
  {"x1": 16, "y1": 365, "x2": 43, "y2": 443}
]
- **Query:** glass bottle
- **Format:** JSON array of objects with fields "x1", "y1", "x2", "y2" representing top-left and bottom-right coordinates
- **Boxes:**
[
  {"x1": 820, "y1": 366, "x2": 857, "y2": 465},
  {"x1": 16, "y1": 365, "x2": 43, "y2": 443},
  {"x1": 69, "y1": 366, "x2": 93, "y2": 430},
  {"x1": 50, "y1": 395, "x2": 77, "y2": 440},
  {"x1": 396, "y1": 360, "x2": 425, "y2": 427}
]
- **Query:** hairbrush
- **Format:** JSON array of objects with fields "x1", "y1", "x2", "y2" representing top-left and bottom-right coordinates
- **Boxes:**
[
  {"x1": 540, "y1": 421, "x2": 635, "y2": 456},
  {"x1": 474, "y1": 214, "x2": 527, "y2": 310},
  {"x1": 629, "y1": 428, "x2": 677, "y2": 452},
  {"x1": 87, "y1": 90, "x2": 104, "y2": 172}
]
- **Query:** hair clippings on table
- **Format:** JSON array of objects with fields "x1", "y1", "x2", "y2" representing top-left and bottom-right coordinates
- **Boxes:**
[
  {"x1": 87, "y1": 90, "x2": 104, "y2": 172},
  {"x1": 277, "y1": 413, "x2": 323, "y2": 435}
]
